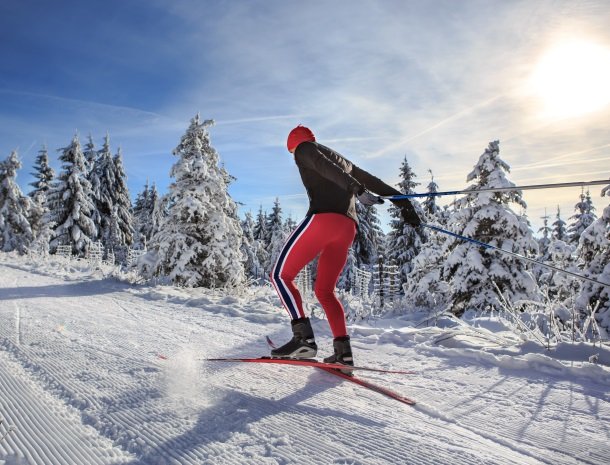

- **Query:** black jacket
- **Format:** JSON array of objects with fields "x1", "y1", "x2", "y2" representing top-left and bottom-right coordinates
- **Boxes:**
[{"x1": 294, "y1": 141, "x2": 404, "y2": 224}]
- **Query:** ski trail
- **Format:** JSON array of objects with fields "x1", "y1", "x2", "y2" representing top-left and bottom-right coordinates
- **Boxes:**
[{"x1": 0, "y1": 261, "x2": 608, "y2": 464}]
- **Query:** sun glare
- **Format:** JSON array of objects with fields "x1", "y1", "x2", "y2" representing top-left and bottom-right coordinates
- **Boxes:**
[{"x1": 530, "y1": 39, "x2": 610, "y2": 119}]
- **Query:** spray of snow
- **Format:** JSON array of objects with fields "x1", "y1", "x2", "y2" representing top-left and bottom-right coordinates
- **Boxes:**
[{"x1": 161, "y1": 347, "x2": 219, "y2": 413}]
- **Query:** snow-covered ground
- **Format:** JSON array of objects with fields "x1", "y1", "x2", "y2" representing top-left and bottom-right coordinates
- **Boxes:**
[{"x1": 0, "y1": 253, "x2": 608, "y2": 465}]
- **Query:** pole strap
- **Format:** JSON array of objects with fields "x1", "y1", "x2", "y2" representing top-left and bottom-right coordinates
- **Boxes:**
[
  {"x1": 422, "y1": 223, "x2": 610, "y2": 288},
  {"x1": 382, "y1": 179, "x2": 610, "y2": 200}
]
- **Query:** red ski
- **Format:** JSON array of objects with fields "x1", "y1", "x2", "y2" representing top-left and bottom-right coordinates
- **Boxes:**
[
  {"x1": 319, "y1": 367, "x2": 416, "y2": 406},
  {"x1": 205, "y1": 357, "x2": 417, "y2": 406},
  {"x1": 205, "y1": 357, "x2": 415, "y2": 375}
]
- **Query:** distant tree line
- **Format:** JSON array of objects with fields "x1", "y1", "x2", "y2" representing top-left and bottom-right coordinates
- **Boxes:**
[{"x1": 0, "y1": 119, "x2": 608, "y2": 332}]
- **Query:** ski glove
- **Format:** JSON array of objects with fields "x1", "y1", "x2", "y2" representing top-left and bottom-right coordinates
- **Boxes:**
[
  {"x1": 348, "y1": 180, "x2": 384, "y2": 206},
  {"x1": 356, "y1": 188, "x2": 384, "y2": 206},
  {"x1": 391, "y1": 199, "x2": 422, "y2": 227}
]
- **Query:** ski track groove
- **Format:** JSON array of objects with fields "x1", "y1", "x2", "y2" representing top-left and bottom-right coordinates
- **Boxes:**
[{"x1": 0, "y1": 351, "x2": 128, "y2": 465}]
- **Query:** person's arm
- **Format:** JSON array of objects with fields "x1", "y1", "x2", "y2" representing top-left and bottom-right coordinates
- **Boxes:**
[
  {"x1": 351, "y1": 164, "x2": 422, "y2": 226},
  {"x1": 350, "y1": 165, "x2": 402, "y2": 197},
  {"x1": 294, "y1": 142, "x2": 361, "y2": 193}
]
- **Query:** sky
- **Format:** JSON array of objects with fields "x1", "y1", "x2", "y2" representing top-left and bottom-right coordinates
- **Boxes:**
[{"x1": 1, "y1": 0, "x2": 609, "y2": 234}]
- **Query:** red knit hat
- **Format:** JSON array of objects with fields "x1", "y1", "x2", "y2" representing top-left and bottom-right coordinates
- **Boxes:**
[{"x1": 287, "y1": 125, "x2": 315, "y2": 152}]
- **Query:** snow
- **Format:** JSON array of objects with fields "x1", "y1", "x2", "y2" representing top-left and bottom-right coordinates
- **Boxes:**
[{"x1": 0, "y1": 253, "x2": 609, "y2": 465}]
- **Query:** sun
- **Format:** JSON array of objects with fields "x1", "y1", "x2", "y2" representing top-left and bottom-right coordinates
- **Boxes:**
[{"x1": 529, "y1": 39, "x2": 610, "y2": 119}]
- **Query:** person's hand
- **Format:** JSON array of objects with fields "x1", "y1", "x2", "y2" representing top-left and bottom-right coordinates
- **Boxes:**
[
  {"x1": 356, "y1": 188, "x2": 384, "y2": 206},
  {"x1": 348, "y1": 181, "x2": 384, "y2": 206},
  {"x1": 392, "y1": 199, "x2": 422, "y2": 227}
]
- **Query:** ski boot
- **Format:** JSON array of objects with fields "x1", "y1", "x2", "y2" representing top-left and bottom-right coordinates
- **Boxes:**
[
  {"x1": 324, "y1": 336, "x2": 354, "y2": 375},
  {"x1": 271, "y1": 317, "x2": 318, "y2": 359}
]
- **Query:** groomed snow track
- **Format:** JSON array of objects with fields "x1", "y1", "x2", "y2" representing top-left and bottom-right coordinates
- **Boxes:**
[{"x1": 0, "y1": 258, "x2": 609, "y2": 464}]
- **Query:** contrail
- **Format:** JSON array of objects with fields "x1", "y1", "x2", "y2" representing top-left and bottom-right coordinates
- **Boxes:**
[
  {"x1": 215, "y1": 114, "x2": 306, "y2": 125},
  {"x1": 0, "y1": 88, "x2": 164, "y2": 119},
  {"x1": 513, "y1": 155, "x2": 610, "y2": 172},
  {"x1": 515, "y1": 142, "x2": 610, "y2": 171},
  {"x1": 367, "y1": 95, "x2": 504, "y2": 159}
]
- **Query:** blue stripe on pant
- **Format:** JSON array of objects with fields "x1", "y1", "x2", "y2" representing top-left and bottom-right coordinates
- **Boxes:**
[{"x1": 270, "y1": 215, "x2": 314, "y2": 319}]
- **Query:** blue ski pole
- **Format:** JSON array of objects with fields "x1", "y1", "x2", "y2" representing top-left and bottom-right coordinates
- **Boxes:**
[{"x1": 422, "y1": 223, "x2": 610, "y2": 288}]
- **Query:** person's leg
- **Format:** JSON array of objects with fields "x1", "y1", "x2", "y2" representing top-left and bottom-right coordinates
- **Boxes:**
[
  {"x1": 269, "y1": 215, "x2": 325, "y2": 358},
  {"x1": 313, "y1": 215, "x2": 357, "y2": 338},
  {"x1": 270, "y1": 215, "x2": 322, "y2": 319}
]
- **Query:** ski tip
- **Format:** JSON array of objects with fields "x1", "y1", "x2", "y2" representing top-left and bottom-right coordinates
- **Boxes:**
[{"x1": 265, "y1": 335, "x2": 277, "y2": 349}]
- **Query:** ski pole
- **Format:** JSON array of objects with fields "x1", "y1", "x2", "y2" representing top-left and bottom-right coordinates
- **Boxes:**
[
  {"x1": 382, "y1": 179, "x2": 610, "y2": 200},
  {"x1": 422, "y1": 223, "x2": 610, "y2": 288}
]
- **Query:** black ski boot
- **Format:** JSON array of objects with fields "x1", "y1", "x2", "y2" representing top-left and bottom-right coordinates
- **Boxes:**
[
  {"x1": 324, "y1": 336, "x2": 354, "y2": 375},
  {"x1": 271, "y1": 317, "x2": 318, "y2": 359}
]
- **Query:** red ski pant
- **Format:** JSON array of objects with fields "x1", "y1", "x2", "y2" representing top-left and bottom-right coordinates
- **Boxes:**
[{"x1": 271, "y1": 213, "x2": 356, "y2": 338}]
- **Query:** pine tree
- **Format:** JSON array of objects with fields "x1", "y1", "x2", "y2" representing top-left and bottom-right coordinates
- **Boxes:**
[
  {"x1": 534, "y1": 210, "x2": 553, "y2": 280},
  {"x1": 241, "y1": 211, "x2": 265, "y2": 280},
  {"x1": 404, "y1": 230, "x2": 451, "y2": 309},
  {"x1": 141, "y1": 115, "x2": 245, "y2": 287},
  {"x1": 265, "y1": 198, "x2": 288, "y2": 274},
  {"x1": 575, "y1": 185, "x2": 610, "y2": 332},
  {"x1": 107, "y1": 148, "x2": 134, "y2": 257},
  {"x1": 538, "y1": 210, "x2": 552, "y2": 258},
  {"x1": 29, "y1": 145, "x2": 55, "y2": 199},
  {"x1": 28, "y1": 191, "x2": 54, "y2": 254},
  {"x1": 48, "y1": 134, "x2": 97, "y2": 256},
  {"x1": 539, "y1": 238, "x2": 578, "y2": 302},
  {"x1": 568, "y1": 190, "x2": 596, "y2": 244},
  {"x1": 423, "y1": 170, "x2": 442, "y2": 219},
  {"x1": 284, "y1": 215, "x2": 297, "y2": 232},
  {"x1": 253, "y1": 205, "x2": 268, "y2": 244},
  {"x1": 443, "y1": 141, "x2": 540, "y2": 315},
  {"x1": 83, "y1": 134, "x2": 97, "y2": 175},
  {"x1": 353, "y1": 202, "x2": 382, "y2": 268},
  {"x1": 0, "y1": 151, "x2": 34, "y2": 253},
  {"x1": 150, "y1": 192, "x2": 169, "y2": 240},
  {"x1": 133, "y1": 180, "x2": 158, "y2": 249},
  {"x1": 93, "y1": 134, "x2": 117, "y2": 246},
  {"x1": 385, "y1": 157, "x2": 425, "y2": 283},
  {"x1": 552, "y1": 206, "x2": 567, "y2": 241}
]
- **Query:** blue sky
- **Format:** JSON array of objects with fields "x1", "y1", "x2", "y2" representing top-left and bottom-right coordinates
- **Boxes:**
[{"x1": 1, "y1": 0, "x2": 609, "y2": 232}]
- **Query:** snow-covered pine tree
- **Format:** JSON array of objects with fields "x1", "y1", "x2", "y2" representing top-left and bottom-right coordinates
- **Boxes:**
[
  {"x1": 539, "y1": 238, "x2": 578, "y2": 302},
  {"x1": 93, "y1": 133, "x2": 117, "y2": 247},
  {"x1": 132, "y1": 181, "x2": 148, "y2": 248},
  {"x1": 385, "y1": 156, "x2": 425, "y2": 283},
  {"x1": 538, "y1": 210, "x2": 552, "y2": 259},
  {"x1": 0, "y1": 151, "x2": 34, "y2": 253},
  {"x1": 150, "y1": 192, "x2": 169, "y2": 240},
  {"x1": 28, "y1": 145, "x2": 55, "y2": 199},
  {"x1": 83, "y1": 134, "x2": 97, "y2": 176},
  {"x1": 48, "y1": 135, "x2": 97, "y2": 256},
  {"x1": 575, "y1": 184, "x2": 610, "y2": 332},
  {"x1": 253, "y1": 205, "x2": 268, "y2": 245},
  {"x1": 568, "y1": 190, "x2": 596, "y2": 244},
  {"x1": 533, "y1": 209, "x2": 553, "y2": 280},
  {"x1": 266, "y1": 198, "x2": 288, "y2": 275},
  {"x1": 552, "y1": 206, "x2": 568, "y2": 241},
  {"x1": 443, "y1": 141, "x2": 540, "y2": 315},
  {"x1": 141, "y1": 115, "x2": 244, "y2": 287},
  {"x1": 133, "y1": 180, "x2": 158, "y2": 249},
  {"x1": 108, "y1": 148, "x2": 134, "y2": 257},
  {"x1": 423, "y1": 170, "x2": 442, "y2": 220},
  {"x1": 28, "y1": 191, "x2": 54, "y2": 255},
  {"x1": 241, "y1": 211, "x2": 265, "y2": 281},
  {"x1": 352, "y1": 202, "x2": 383, "y2": 268},
  {"x1": 404, "y1": 227, "x2": 451, "y2": 309},
  {"x1": 285, "y1": 215, "x2": 297, "y2": 232}
]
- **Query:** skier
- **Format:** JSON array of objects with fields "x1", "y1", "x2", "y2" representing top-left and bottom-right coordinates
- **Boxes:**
[{"x1": 270, "y1": 125, "x2": 421, "y2": 368}]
